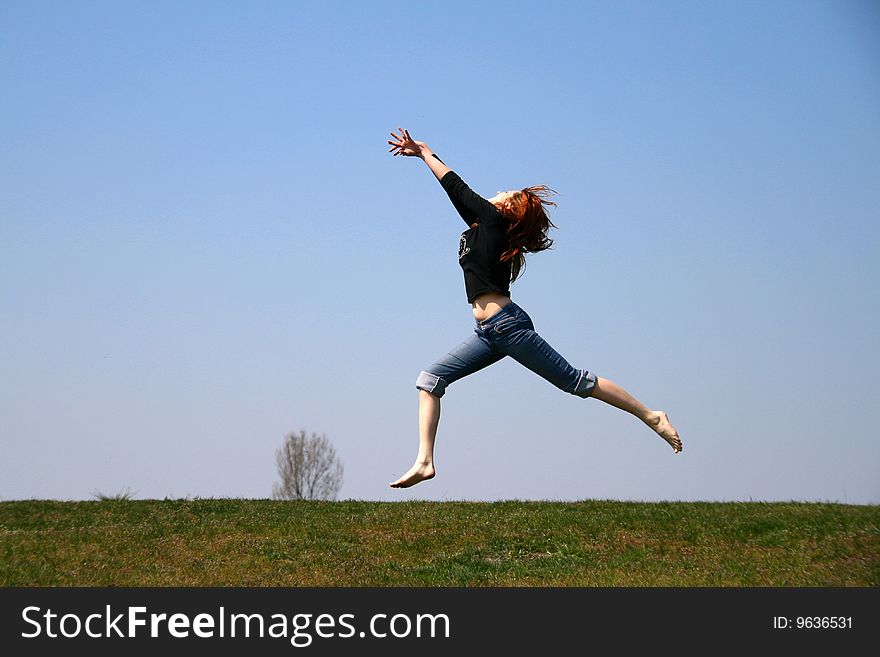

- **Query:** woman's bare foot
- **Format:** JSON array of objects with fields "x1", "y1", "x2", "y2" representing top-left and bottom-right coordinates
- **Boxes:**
[
  {"x1": 389, "y1": 461, "x2": 436, "y2": 488},
  {"x1": 645, "y1": 411, "x2": 682, "y2": 453}
]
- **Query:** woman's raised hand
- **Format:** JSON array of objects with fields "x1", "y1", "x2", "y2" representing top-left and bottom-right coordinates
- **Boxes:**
[
  {"x1": 388, "y1": 127, "x2": 449, "y2": 181},
  {"x1": 387, "y1": 128, "x2": 425, "y2": 157}
]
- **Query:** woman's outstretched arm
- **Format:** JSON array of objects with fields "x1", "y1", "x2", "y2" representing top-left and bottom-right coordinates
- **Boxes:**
[
  {"x1": 388, "y1": 127, "x2": 496, "y2": 225},
  {"x1": 388, "y1": 127, "x2": 450, "y2": 181}
]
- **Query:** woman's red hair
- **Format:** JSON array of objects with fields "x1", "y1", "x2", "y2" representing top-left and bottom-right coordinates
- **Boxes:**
[{"x1": 497, "y1": 185, "x2": 558, "y2": 282}]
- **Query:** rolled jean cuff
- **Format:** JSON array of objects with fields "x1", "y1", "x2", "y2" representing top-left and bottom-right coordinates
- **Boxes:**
[
  {"x1": 416, "y1": 371, "x2": 448, "y2": 398},
  {"x1": 573, "y1": 370, "x2": 598, "y2": 398}
]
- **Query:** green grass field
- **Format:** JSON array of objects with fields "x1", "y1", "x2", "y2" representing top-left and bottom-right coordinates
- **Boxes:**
[{"x1": 1, "y1": 499, "x2": 877, "y2": 586}]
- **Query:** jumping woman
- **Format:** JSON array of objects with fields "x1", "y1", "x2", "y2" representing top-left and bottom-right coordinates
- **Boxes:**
[{"x1": 387, "y1": 128, "x2": 682, "y2": 489}]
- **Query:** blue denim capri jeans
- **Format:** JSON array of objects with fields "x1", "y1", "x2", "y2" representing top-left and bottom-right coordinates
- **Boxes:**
[{"x1": 416, "y1": 301, "x2": 598, "y2": 399}]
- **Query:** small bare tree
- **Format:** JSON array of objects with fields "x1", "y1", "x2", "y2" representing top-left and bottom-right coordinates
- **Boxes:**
[{"x1": 272, "y1": 430, "x2": 343, "y2": 500}]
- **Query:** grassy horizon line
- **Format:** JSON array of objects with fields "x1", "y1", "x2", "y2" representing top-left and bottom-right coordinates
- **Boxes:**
[
  {"x1": 2, "y1": 499, "x2": 877, "y2": 586},
  {"x1": 3, "y1": 496, "x2": 876, "y2": 506}
]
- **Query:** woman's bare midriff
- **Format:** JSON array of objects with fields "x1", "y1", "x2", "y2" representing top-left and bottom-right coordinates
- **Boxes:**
[{"x1": 471, "y1": 291, "x2": 513, "y2": 322}]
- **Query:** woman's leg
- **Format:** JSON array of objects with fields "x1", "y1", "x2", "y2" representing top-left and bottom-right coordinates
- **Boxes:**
[
  {"x1": 590, "y1": 376, "x2": 682, "y2": 452},
  {"x1": 494, "y1": 310, "x2": 682, "y2": 452},
  {"x1": 389, "y1": 389, "x2": 442, "y2": 488},
  {"x1": 390, "y1": 332, "x2": 503, "y2": 488}
]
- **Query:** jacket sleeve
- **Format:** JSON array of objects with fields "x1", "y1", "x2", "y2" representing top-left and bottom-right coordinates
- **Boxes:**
[{"x1": 439, "y1": 171, "x2": 497, "y2": 226}]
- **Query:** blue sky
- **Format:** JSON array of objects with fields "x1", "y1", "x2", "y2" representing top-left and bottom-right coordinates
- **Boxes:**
[{"x1": 1, "y1": 0, "x2": 878, "y2": 503}]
